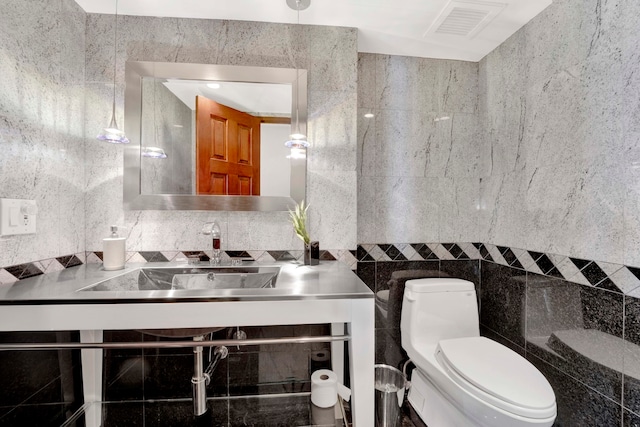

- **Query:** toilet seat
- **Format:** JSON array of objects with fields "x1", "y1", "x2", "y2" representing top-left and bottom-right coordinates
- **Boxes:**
[{"x1": 435, "y1": 337, "x2": 556, "y2": 419}]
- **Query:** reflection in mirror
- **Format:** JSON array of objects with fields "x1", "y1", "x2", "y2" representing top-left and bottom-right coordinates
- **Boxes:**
[{"x1": 124, "y1": 62, "x2": 307, "y2": 211}]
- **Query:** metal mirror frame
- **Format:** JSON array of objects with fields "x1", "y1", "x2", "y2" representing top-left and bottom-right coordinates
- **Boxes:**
[{"x1": 124, "y1": 61, "x2": 307, "y2": 211}]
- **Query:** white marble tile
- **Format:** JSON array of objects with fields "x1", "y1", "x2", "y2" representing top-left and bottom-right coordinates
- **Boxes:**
[
  {"x1": 307, "y1": 170, "x2": 357, "y2": 250},
  {"x1": 307, "y1": 90, "x2": 357, "y2": 172},
  {"x1": 357, "y1": 176, "x2": 378, "y2": 244},
  {"x1": 478, "y1": 172, "x2": 528, "y2": 251},
  {"x1": 84, "y1": 164, "x2": 124, "y2": 251},
  {"x1": 138, "y1": 211, "x2": 230, "y2": 252},
  {"x1": 623, "y1": 145, "x2": 640, "y2": 268},
  {"x1": 375, "y1": 55, "x2": 438, "y2": 113},
  {"x1": 60, "y1": 0, "x2": 86, "y2": 86},
  {"x1": 307, "y1": 26, "x2": 357, "y2": 93},
  {"x1": 0, "y1": 0, "x2": 61, "y2": 86},
  {"x1": 523, "y1": 0, "x2": 622, "y2": 82},
  {"x1": 357, "y1": 53, "x2": 377, "y2": 109},
  {"x1": 373, "y1": 109, "x2": 430, "y2": 178},
  {"x1": 435, "y1": 60, "x2": 478, "y2": 115},
  {"x1": 375, "y1": 176, "x2": 441, "y2": 243},
  {"x1": 357, "y1": 109, "x2": 377, "y2": 177},
  {"x1": 218, "y1": 21, "x2": 308, "y2": 69},
  {"x1": 438, "y1": 177, "x2": 480, "y2": 243},
  {"x1": 227, "y1": 211, "x2": 299, "y2": 251}
]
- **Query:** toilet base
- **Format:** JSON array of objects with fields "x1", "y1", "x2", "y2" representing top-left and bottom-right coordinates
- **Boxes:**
[{"x1": 408, "y1": 368, "x2": 474, "y2": 427}]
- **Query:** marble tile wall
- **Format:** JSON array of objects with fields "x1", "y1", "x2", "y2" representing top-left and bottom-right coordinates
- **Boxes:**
[
  {"x1": 0, "y1": 0, "x2": 86, "y2": 268},
  {"x1": 478, "y1": 0, "x2": 640, "y2": 267},
  {"x1": 140, "y1": 79, "x2": 193, "y2": 195},
  {"x1": 85, "y1": 15, "x2": 358, "y2": 254},
  {"x1": 357, "y1": 53, "x2": 480, "y2": 245}
]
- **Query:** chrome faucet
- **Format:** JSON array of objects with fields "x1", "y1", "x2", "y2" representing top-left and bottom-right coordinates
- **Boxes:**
[{"x1": 202, "y1": 221, "x2": 222, "y2": 264}]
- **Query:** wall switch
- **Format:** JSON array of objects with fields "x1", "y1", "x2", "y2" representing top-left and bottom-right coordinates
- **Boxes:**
[{"x1": 0, "y1": 198, "x2": 37, "y2": 236}]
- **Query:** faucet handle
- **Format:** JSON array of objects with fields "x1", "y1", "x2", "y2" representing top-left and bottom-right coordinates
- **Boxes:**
[
  {"x1": 202, "y1": 222, "x2": 214, "y2": 235},
  {"x1": 202, "y1": 221, "x2": 221, "y2": 237}
]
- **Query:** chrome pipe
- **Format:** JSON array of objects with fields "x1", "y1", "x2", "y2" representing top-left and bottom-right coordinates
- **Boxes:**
[
  {"x1": 0, "y1": 335, "x2": 350, "y2": 351},
  {"x1": 192, "y1": 337, "x2": 207, "y2": 416}
]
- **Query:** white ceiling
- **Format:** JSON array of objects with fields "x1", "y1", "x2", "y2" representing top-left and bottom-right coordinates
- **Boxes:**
[
  {"x1": 74, "y1": 0, "x2": 552, "y2": 62},
  {"x1": 161, "y1": 80, "x2": 291, "y2": 114}
]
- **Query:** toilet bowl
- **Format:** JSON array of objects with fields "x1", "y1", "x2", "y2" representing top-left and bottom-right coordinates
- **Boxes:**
[{"x1": 401, "y1": 278, "x2": 556, "y2": 427}]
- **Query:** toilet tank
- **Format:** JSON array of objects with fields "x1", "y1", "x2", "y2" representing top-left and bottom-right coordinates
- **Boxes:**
[{"x1": 401, "y1": 278, "x2": 479, "y2": 350}]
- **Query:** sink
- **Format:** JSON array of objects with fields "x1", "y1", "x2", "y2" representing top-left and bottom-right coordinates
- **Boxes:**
[
  {"x1": 80, "y1": 266, "x2": 280, "y2": 292},
  {"x1": 80, "y1": 266, "x2": 280, "y2": 338},
  {"x1": 141, "y1": 267, "x2": 279, "y2": 291}
]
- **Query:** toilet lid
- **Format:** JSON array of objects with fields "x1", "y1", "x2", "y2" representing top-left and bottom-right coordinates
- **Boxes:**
[{"x1": 436, "y1": 337, "x2": 555, "y2": 417}]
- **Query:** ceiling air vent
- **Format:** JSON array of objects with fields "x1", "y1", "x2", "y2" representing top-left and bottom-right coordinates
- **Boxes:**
[{"x1": 425, "y1": 0, "x2": 507, "y2": 39}]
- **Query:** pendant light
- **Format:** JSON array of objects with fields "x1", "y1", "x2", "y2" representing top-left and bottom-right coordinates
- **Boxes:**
[
  {"x1": 97, "y1": 0, "x2": 129, "y2": 144},
  {"x1": 284, "y1": 0, "x2": 310, "y2": 149}
]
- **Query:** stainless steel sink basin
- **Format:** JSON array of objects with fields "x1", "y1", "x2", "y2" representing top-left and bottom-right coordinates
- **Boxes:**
[
  {"x1": 79, "y1": 266, "x2": 281, "y2": 338},
  {"x1": 80, "y1": 266, "x2": 280, "y2": 292}
]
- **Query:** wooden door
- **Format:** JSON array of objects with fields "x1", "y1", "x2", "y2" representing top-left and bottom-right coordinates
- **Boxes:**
[{"x1": 196, "y1": 96, "x2": 261, "y2": 195}]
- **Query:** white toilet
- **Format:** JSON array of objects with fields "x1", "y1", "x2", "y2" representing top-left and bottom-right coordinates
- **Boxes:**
[{"x1": 400, "y1": 278, "x2": 557, "y2": 427}]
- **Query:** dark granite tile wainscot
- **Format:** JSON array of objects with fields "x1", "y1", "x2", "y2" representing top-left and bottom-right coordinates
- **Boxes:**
[
  {"x1": 0, "y1": 331, "x2": 83, "y2": 427},
  {"x1": 624, "y1": 296, "x2": 640, "y2": 417},
  {"x1": 479, "y1": 261, "x2": 526, "y2": 348},
  {"x1": 528, "y1": 355, "x2": 622, "y2": 426},
  {"x1": 524, "y1": 272, "x2": 624, "y2": 403}
]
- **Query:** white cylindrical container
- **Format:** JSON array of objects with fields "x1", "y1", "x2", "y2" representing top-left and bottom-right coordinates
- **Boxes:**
[
  {"x1": 310, "y1": 369, "x2": 351, "y2": 408},
  {"x1": 103, "y1": 225, "x2": 126, "y2": 271}
]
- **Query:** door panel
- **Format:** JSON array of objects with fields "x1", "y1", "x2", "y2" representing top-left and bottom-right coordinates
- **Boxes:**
[{"x1": 196, "y1": 96, "x2": 261, "y2": 195}]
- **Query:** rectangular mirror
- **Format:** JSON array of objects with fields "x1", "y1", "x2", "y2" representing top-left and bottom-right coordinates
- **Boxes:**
[{"x1": 124, "y1": 61, "x2": 307, "y2": 211}]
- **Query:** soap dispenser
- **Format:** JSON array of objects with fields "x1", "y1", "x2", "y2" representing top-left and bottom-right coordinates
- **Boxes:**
[{"x1": 103, "y1": 225, "x2": 126, "y2": 270}]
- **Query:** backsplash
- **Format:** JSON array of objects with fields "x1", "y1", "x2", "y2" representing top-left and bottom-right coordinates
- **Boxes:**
[
  {"x1": 357, "y1": 242, "x2": 640, "y2": 296},
  {"x1": 0, "y1": 250, "x2": 357, "y2": 285},
  {"x1": 5, "y1": 242, "x2": 640, "y2": 298}
]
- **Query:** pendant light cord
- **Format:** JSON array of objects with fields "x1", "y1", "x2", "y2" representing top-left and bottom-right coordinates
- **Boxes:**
[
  {"x1": 294, "y1": 0, "x2": 300, "y2": 134},
  {"x1": 112, "y1": 0, "x2": 119, "y2": 118}
]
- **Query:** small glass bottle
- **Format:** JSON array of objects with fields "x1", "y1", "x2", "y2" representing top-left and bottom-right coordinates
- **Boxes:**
[
  {"x1": 203, "y1": 221, "x2": 222, "y2": 264},
  {"x1": 211, "y1": 222, "x2": 221, "y2": 264}
]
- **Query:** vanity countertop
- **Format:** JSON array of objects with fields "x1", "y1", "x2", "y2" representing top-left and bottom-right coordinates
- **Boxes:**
[{"x1": 0, "y1": 261, "x2": 372, "y2": 304}]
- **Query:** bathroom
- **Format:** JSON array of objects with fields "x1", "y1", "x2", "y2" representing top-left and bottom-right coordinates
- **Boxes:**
[{"x1": 1, "y1": 0, "x2": 639, "y2": 425}]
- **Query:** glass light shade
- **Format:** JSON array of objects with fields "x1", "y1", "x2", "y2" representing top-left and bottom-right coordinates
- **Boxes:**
[
  {"x1": 284, "y1": 131, "x2": 309, "y2": 148},
  {"x1": 97, "y1": 116, "x2": 129, "y2": 144},
  {"x1": 142, "y1": 147, "x2": 167, "y2": 159},
  {"x1": 284, "y1": 138, "x2": 309, "y2": 149}
]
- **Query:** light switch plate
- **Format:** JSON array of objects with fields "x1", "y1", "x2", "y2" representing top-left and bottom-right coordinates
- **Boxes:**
[{"x1": 0, "y1": 198, "x2": 37, "y2": 236}]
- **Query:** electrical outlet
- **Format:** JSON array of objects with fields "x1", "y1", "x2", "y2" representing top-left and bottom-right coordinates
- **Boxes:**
[{"x1": 0, "y1": 198, "x2": 37, "y2": 236}]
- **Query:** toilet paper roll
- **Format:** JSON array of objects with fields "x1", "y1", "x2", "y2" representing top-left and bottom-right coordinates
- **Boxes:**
[
  {"x1": 311, "y1": 350, "x2": 330, "y2": 363},
  {"x1": 310, "y1": 350, "x2": 331, "y2": 372},
  {"x1": 311, "y1": 369, "x2": 351, "y2": 408}
]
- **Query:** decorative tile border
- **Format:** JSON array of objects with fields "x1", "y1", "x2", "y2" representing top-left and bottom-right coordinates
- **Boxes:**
[
  {"x1": 356, "y1": 243, "x2": 640, "y2": 297},
  {"x1": 6, "y1": 243, "x2": 640, "y2": 295},
  {"x1": 0, "y1": 253, "x2": 86, "y2": 285},
  {"x1": 356, "y1": 242, "x2": 480, "y2": 262},
  {"x1": 0, "y1": 250, "x2": 358, "y2": 285}
]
